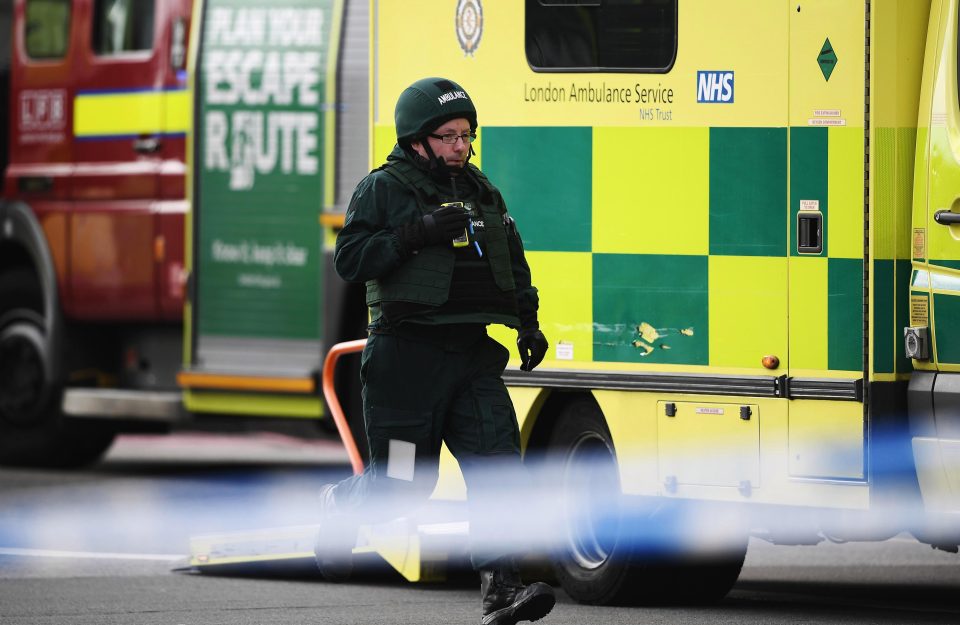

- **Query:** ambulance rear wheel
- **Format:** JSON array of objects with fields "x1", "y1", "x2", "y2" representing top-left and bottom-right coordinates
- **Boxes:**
[{"x1": 548, "y1": 398, "x2": 746, "y2": 605}]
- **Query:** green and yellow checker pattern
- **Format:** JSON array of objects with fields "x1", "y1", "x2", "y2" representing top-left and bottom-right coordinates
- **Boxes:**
[
  {"x1": 368, "y1": 0, "x2": 935, "y2": 379},
  {"x1": 478, "y1": 124, "x2": 865, "y2": 374}
]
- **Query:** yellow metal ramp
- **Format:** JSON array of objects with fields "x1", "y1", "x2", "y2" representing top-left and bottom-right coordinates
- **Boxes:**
[{"x1": 186, "y1": 519, "x2": 471, "y2": 582}]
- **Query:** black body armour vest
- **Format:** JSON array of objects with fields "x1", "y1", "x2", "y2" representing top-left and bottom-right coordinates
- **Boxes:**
[{"x1": 365, "y1": 159, "x2": 518, "y2": 324}]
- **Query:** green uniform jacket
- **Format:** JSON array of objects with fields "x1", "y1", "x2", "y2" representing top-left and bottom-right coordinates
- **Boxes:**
[{"x1": 334, "y1": 145, "x2": 539, "y2": 330}]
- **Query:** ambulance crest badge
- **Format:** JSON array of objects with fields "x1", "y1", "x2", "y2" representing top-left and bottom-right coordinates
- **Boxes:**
[{"x1": 456, "y1": 0, "x2": 483, "y2": 56}]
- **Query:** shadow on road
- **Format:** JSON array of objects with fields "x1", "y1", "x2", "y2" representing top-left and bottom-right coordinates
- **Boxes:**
[{"x1": 731, "y1": 578, "x2": 960, "y2": 620}]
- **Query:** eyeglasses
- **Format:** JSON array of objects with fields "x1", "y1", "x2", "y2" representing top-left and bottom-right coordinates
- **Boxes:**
[{"x1": 428, "y1": 132, "x2": 477, "y2": 145}]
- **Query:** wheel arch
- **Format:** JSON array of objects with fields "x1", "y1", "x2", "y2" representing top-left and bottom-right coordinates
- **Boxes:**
[
  {"x1": 520, "y1": 388, "x2": 609, "y2": 455},
  {"x1": 521, "y1": 386, "x2": 747, "y2": 606},
  {"x1": 521, "y1": 387, "x2": 665, "y2": 498},
  {"x1": 0, "y1": 200, "x2": 64, "y2": 384}
]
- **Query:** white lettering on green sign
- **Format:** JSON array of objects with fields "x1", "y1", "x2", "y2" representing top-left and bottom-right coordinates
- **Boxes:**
[
  {"x1": 205, "y1": 110, "x2": 318, "y2": 189},
  {"x1": 212, "y1": 238, "x2": 309, "y2": 268},
  {"x1": 205, "y1": 50, "x2": 320, "y2": 106},
  {"x1": 203, "y1": 7, "x2": 323, "y2": 190},
  {"x1": 207, "y1": 7, "x2": 324, "y2": 47}
]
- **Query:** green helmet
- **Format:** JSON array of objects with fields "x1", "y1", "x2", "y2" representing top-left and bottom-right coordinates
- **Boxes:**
[{"x1": 394, "y1": 77, "x2": 478, "y2": 144}]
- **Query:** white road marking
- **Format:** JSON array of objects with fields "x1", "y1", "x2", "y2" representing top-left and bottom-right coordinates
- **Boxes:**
[{"x1": 0, "y1": 547, "x2": 184, "y2": 562}]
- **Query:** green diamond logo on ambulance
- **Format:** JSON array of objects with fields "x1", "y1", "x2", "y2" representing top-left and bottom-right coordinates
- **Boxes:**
[
  {"x1": 456, "y1": 0, "x2": 483, "y2": 56},
  {"x1": 818, "y1": 38, "x2": 838, "y2": 82}
]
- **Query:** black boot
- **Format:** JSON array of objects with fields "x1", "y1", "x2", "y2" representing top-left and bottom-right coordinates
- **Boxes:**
[{"x1": 479, "y1": 563, "x2": 555, "y2": 625}]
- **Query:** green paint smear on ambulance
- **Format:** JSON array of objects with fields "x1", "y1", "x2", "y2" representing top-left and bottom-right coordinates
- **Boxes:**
[{"x1": 593, "y1": 254, "x2": 708, "y2": 365}]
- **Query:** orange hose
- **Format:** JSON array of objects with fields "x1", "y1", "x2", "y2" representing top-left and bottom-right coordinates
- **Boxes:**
[{"x1": 321, "y1": 338, "x2": 368, "y2": 475}]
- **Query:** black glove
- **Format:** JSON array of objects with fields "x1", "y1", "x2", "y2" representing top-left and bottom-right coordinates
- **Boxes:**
[
  {"x1": 517, "y1": 328, "x2": 548, "y2": 372},
  {"x1": 422, "y1": 203, "x2": 470, "y2": 246},
  {"x1": 393, "y1": 221, "x2": 425, "y2": 257}
]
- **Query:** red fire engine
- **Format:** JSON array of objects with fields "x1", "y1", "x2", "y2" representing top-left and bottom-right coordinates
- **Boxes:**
[
  {"x1": 1, "y1": 0, "x2": 194, "y2": 465},
  {"x1": 1, "y1": 0, "x2": 370, "y2": 468}
]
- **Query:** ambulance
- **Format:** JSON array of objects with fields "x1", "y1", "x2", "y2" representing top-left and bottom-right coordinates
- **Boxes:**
[{"x1": 360, "y1": 0, "x2": 960, "y2": 605}]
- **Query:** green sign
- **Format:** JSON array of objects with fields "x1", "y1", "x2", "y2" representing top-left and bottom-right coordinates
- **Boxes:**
[
  {"x1": 196, "y1": 0, "x2": 337, "y2": 340},
  {"x1": 818, "y1": 37, "x2": 837, "y2": 82}
]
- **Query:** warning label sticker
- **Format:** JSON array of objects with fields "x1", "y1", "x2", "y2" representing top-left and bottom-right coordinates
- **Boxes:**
[
  {"x1": 808, "y1": 117, "x2": 846, "y2": 126},
  {"x1": 913, "y1": 228, "x2": 926, "y2": 259},
  {"x1": 809, "y1": 107, "x2": 845, "y2": 126},
  {"x1": 695, "y1": 407, "x2": 724, "y2": 415},
  {"x1": 910, "y1": 295, "x2": 929, "y2": 327}
]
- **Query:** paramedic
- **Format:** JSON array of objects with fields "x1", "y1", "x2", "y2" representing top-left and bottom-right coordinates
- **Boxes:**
[{"x1": 314, "y1": 77, "x2": 554, "y2": 625}]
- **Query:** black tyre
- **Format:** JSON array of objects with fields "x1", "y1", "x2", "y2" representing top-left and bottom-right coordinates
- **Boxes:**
[
  {"x1": 0, "y1": 268, "x2": 115, "y2": 467},
  {"x1": 547, "y1": 398, "x2": 747, "y2": 605}
]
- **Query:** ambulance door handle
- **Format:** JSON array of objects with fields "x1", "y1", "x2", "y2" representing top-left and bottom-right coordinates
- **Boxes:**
[
  {"x1": 133, "y1": 137, "x2": 161, "y2": 154},
  {"x1": 934, "y1": 209, "x2": 960, "y2": 225}
]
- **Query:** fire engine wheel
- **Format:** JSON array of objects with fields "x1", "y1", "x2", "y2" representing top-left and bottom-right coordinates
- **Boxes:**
[
  {"x1": 0, "y1": 269, "x2": 116, "y2": 468},
  {"x1": 547, "y1": 398, "x2": 747, "y2": 606},
  {"x1": 0, "y1": 311, "x2": 52, "y2": 425}
]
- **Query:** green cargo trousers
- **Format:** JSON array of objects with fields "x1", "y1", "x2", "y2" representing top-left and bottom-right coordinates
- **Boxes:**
[{"x1": 330, "y1": 323, "x2": 527, "y2": 569}]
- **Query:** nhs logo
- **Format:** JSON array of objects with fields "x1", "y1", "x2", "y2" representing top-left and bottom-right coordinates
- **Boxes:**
[{"x1": 697, "y1": 71, "x2": 735, "y2": 103}]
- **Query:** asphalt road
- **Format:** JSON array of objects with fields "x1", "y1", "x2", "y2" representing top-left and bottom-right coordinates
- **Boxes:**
[{"x1": 1, "y1": 432, "x2": 959, "y2": 625}]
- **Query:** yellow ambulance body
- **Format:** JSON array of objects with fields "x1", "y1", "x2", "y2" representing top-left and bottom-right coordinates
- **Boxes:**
[{"x1": 366, "y1": 0, "x2": 960, "y2": 604}]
